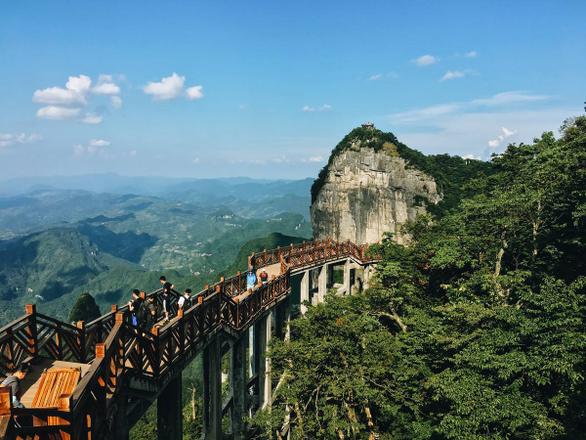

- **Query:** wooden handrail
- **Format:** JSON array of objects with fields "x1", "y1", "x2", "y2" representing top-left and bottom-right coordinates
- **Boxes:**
[{"x1": 0, "y1": 239, "x2": 381, "y2": 438}]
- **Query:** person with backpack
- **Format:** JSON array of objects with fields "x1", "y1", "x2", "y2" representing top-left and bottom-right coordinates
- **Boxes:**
[
  {"x1": 143, "y1": 295, "x2": 158, "y2": 332},
  {"x1": 177, "y1": 288, "x2": 192, "y2": 313},
  {"x1": 128, "y1": 289, "x2": 143, "y2": 329}
]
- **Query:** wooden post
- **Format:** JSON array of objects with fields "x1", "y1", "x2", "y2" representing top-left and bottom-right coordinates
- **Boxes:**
[
  {"x1": 95, "y1": 343, "x2": 105, "y2": 359},
  {"x1": 151, "y1": 326, "x2": 160, "y2": 377},
  {"x1": 0, "y1": 386, "x2": 12, "y2": 415},
  {"x1": 111, "y1": 304, "x2": 118, "y2": 313},
  {"x1": 25, "y1": 304, "x2": 38, "y2": 356},
  {"x1": 76, "y1": 321, "x2": 86, "y2": 363}
]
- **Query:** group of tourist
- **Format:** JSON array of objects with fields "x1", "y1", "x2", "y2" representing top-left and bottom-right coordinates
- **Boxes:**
[
  {"x1": 127, "y1": 276, "x2": 196, "y2": 333},
  {"x1": 247, "y1": 267, "x2": 269, "y2": 290},
  {"x1": 127, "y1": 268, "x2": 272, "y2": 333},
  {"x1": 1, "y1": 269, "x2": 274, "y2": 409}
]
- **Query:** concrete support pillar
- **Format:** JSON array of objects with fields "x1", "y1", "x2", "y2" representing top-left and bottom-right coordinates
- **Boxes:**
[
  {"x1": 343, "y1": 259, "x2": 351, "y2": 295},
  {"x1": 317, "y1": 263, "x2": 329, "y2": 302},
  {"x1": 157, "y1": 373, "x2": 182, "y2": 440},
  {"x1": 363, "y1": 265, "x2": 373, "y2": 290},
  {"x1": 204, "y1": 337, "x2": 222, "y2": 439},
  {"x1": 284, "y1": 300, "x2": 292, "y2": 342},
  {"x1": 112, "y1": 395, "x2": 129, "y2": 440},
  {"x1": 255, "y1": 312, "x2": 273, "y2": 409},
  {"x1": 300, "y1": 270, "x2": 310, "y2": 315},
  {"x1": 231, "y1": 336, "x2": 248, "y2": 440}
]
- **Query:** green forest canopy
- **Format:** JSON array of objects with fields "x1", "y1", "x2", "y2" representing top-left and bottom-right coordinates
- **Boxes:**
[{"x1": 254, "y1": 116, "x2": 586, "y2": 439}]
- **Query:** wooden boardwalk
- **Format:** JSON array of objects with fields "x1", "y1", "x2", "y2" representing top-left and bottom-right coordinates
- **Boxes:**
[{"x1": 0, "y1": 239, "x2": 379, "y2": 440}]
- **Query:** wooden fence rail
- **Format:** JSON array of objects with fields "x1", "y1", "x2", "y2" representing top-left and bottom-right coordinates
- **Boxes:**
[{"x1": 0, "y1": 239, "x2": 380, "y2": 439}]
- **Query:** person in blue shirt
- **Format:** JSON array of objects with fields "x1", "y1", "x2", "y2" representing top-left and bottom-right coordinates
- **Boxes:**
[{"x1": 246, "y1": 268, "x2": 257, "y2": 291}]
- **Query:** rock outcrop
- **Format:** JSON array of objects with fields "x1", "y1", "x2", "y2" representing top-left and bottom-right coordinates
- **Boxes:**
[{"x1": 311, "y1": 125, "x2": 441, "y2": 244}]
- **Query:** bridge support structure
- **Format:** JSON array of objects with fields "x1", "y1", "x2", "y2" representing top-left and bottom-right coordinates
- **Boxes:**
[
  {"x1": 203, "y1": 336, "x2": 222, "y2": 439},
  {"x1": 157, "y1": 373, "x2": 183, "y2": 440},
  {"x1": 343, "y1": 259, "x2": 352, "y2": 295},
  {"x1": 230, "y1": 334, "x2": 248, "y2": 440},
  {"x1": 317, "y1": 263, "x2": 330, "y2": 302},
  {"x1": 254, "y1": 311, "x2": 273, "y2": 409},
  {"x1": 300, "y1": 270, "x2": 310, "y2": 315}
]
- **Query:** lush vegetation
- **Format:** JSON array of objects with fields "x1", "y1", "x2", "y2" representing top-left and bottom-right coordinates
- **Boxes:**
[
  {"x1": 68, "y1": 292, "x2": 101, "y2": 323},
  {"x1": 254, "y1": 116, "x2": 586, "y2": 439},
  {"x1": 310, "y1": 126, "x2": 494, "y2": 215}
]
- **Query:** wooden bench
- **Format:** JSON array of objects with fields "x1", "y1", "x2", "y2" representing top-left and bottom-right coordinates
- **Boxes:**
[{"x1": 31, "y1": 368, "x2": 80, "y2": 427}]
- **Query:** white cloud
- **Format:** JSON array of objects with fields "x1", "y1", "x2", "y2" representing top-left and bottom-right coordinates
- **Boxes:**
[
  {"x1": 387, "y1": 90, "x2": 573, "y2": 161},
  {"x1": 302, "y1": 104, "x2": 332, "y2": 112},
  {"x1": 0, "y1": 132, "x2": 42, "y2": 149},
  {"x1": 487, "y1": 126, "x2": 517, "y2": 149},
  {"x1": 307, "y1": 155, "x2": 324, "y2": 162},
  {"x1": 413, "y1": 54, "x2": 439, "y2": 66},
  {"x1": 66, "y1": 75, "x2": 92, "y2": 94},
  {"x1": 92, "y1": 82, "x2": 120, "y2": 95},
  {"x1": 464, "y1": 50, "x2": 478, "y2": 58},
  {"x1": 33, "y1": 74, "x2": 92, "y2": 105},
  {"x1": 441, "y1": 70, "x2": 466, "y2": 81},
  {"x1": 74, "y1": 139, "x2": 111, "y2": 156},
  {"x1": 110, "y1": 96, "x2": 123, "y2": 108},
  {"x1": 33, "y1": 74, "x2": 122, "y2": 122},
  {"x1": 471, "y1": 91, "x2": 549, "y2": 106},
  {"x1": 389, "y1": 91, "x2": 551, "y2": 125},
  {"x1": 37, "y1": 106, "x2": 81, "y2": 120},
  {"x1": 390, "y1": 103, "x2": 461, "y2": 123},
  {"x1": 192, "y1": 157, "x2": 200, "y2": 164},
  {"x1": 369, "y1": 73, "x2": 383, "y2": 81},
  {"x1": 81, "y1": 113, "x2": 103, "y2": 124},
  {"x1": 89, "y1": 139, "x2": 110, "y2": 147},
  {"x1": 186, "y1": 85, "x2": 204, "y2": 100},
  {"x1": 143, "y1": 73, "x2": 185, "y2": 100}
]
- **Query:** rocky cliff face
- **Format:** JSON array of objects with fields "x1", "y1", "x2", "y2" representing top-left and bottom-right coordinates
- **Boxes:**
[{"x1": 311, "y1": 127, "x2": 441, "y2": 244}]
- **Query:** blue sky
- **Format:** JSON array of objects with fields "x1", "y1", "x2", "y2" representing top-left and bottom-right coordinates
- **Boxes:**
[{"x1": 1, "y1": 0, "x2": 585, "y2": 180}]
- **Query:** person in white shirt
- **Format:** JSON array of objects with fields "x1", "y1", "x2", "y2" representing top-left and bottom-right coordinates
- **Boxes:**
[{"x1": 177, "y1": 288, "x2": 192, "y2": 312}]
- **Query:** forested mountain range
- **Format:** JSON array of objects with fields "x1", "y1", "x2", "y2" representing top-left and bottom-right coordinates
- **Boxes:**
[{"x1": 0, "y1": 187, "x2": 312, "y2": 324}]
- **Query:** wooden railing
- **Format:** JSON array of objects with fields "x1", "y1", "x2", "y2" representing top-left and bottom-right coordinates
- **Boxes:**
[
  {"x1": 0, "y1": 239, "x2": 380, "y2": 439},
  {"x1": 250, "y1": 239, "x2": 376, "y2": 274}
]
